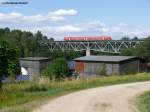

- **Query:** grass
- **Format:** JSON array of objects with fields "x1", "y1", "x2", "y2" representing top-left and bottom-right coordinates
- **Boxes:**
[
  {"x1": 137, "y1": 91, "x2": 150, "y2": 112},
  {"x1": 0, "y1": 73, "x2": 150, "y2": 112}
]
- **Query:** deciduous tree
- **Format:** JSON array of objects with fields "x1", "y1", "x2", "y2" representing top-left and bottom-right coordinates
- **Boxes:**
[{"x1": 0, "y1": 40, "x2": 19, "y2": 88}]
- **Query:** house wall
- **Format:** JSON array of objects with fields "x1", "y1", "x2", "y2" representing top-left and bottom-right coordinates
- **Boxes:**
[
  {"x1": 20, "y1": 60, "x2": 39, "y2": 69},
  {"x1": 75, "y1": 60, "x2": 139, "y2": 77},
  {"x1": 75, "y1": 61, "x2": 120, "y2": 76},
  {"x1": 27, "y1": 68, "x2": 40, "y2": 78},
  {"x1": 75, "y1": 61, "x2": 84, "y2": 72},
  {"x1": 84, "y1": 62, "x2": 100, "y2": 75},
  {"x1": 20, "y1": 60, "x2": 51, "y2": 78},
  {"x1": 39, "y1": 61, "x2": 51, "y2": 70},
  {"x1": 107, "y1": 64, "x2": 120, "y2": 75},
  {"x1": 84, "y1": 62, "x2": 119, "y2": 75},
  {"x1": 119, "y1": 60, "x2": 139, "y2": 74}
]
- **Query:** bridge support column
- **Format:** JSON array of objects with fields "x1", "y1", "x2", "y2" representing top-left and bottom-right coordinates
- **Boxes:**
[{"x1": 86, "y1": 49, "x2": 91, "y2": 56}]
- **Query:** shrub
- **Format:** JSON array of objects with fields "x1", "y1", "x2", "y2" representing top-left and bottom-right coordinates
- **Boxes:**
[{"x1": 42, "y1": 58, "x2": 69, "y2": 81}]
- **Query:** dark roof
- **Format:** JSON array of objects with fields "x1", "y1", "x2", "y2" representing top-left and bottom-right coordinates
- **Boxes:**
[
  {"x1": 74, "y1": 55, "x2": 138, "y2": 63},
  {"x1": 20, "y1": 57, "x2": 51, "y2": 61}
]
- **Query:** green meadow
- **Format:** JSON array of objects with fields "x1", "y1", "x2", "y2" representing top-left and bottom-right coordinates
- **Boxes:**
[{"x1": 0, "y1": 73, "x2": 150, "y2": 112}]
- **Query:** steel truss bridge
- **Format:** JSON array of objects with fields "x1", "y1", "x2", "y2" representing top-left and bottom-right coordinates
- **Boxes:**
[{"x1": 41, "y1": 40, "x2": 144, "y2": 56}]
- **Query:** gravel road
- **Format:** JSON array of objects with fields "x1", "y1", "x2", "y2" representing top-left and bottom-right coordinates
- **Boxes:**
[{"x1": 33, "y1": 81, "x2": 150, "y2": 112}]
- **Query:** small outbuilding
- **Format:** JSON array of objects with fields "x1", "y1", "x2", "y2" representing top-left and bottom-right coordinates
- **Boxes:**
[
  {"x1": 20, "y1": 57, "x2": 51, "y2": 79},
  {"x1": 74, "y1": 56, "x2": 140, "y2": 77}
]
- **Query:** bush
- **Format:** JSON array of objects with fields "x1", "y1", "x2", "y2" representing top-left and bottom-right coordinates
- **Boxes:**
[{"x1": 42, "y1": 58, "x2": 69, "y2": 81}]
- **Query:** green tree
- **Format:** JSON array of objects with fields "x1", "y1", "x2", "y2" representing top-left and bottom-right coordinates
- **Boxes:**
[
  {"x1": 0, "y1": 40, "x2": 19, "y2": 88},
  {"x1": 42, "y1": 58, "x2": 69, "y2": 81},
  {"x1": 121, "y1": 37, "x2": 150, "y2": 62},
  {"x1": 120, "y1": 48, "x2": 135, "y2": 56},
  {"x1": 134, "y1": 37, "x2": 150, "y2": 62}
]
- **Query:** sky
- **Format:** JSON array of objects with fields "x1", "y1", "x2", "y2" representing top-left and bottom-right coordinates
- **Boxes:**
[{"x1": 0, "y1": 0, "x2": 150, "y2": 40}]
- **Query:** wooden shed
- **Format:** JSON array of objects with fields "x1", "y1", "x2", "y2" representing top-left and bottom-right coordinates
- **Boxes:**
[
  {"x1": 74, "y1": 56, "x2": 140, "y2": 77},
  {"x1": 20, "y1": 57, "x2": 51, "y2": 79}
]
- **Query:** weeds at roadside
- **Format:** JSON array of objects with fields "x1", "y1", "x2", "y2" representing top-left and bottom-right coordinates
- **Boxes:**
[{"x1": 0, "y1": 73, "x2": 150, "y2": 112}]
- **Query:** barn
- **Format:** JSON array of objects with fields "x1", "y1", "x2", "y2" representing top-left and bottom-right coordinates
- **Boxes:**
[
  {"x1": 19, "y1": 57, "x2": 51, "y2": 79},
  {"x1": 74, "y1": 56, "x2": 140, "y2": 77}
]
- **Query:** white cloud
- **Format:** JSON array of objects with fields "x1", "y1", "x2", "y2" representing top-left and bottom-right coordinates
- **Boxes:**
[
  {"x1": 110, "y1": 23, "x2": 150, "y2": 38},
  {"x1": 23, "y1": 14, "x2": 47, "y2": 22},
  {"x1": 74, "y1": 20, "x2": 108, "y2": 33},
  {"x1": 55, "y1": 25, "x2": 83, "y2": 33},
  {"x1": 51, "y1": 9, "x2": 77, "y2": 16},
  {"x1": 1, "y1": 14, "x2": 150, "y2": 40},
  {"x1": 27, "y1": 25, "x2": 83, "y2": 34},
  {"x1": 0, "y1": 9, "x2": 77, "y2": 22},
  {"x1": 111, "y1": 26, "x2": 121, "y2": 32},
  {"x1": 101, "y1": 28, "x2": 109, "y2": 32},
  {"x1": 0, "y1": 12, "x2": 23, "y2": 22},
  {"x1": 23, "y1": 21, "x2": 150, "y2": 39},
  {"x1": 49, "y1": 16, "x2": 65, "y2": 21},
  {"x1": 29, "y1": 21, "x2": 107, "y2": 35},
  {"x1": 0, "y1": 0, "x2": 5, "y2": 4},
  {"x1": 77, "y1": 20, "x2": 106, "y2": 30}
]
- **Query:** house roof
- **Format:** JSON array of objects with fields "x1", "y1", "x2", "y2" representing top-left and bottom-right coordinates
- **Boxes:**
[
  {"x1": 74, "y1": 55, "x2": 138, "y2": 63},
  {"x1": 20, "y1": 57, "x2": 51, "y2": 61}
]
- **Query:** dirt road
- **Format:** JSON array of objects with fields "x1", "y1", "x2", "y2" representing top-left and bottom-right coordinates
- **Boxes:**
[{"x1": 33, "y1": 81, "x2": 150, "y2": 112}]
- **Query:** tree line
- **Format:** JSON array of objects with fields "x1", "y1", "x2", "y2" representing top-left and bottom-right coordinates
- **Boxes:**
[
  {"x1": 121, "y1": 37, "x2": 150, "y2": 62},
  {"x1": 0, "y1": 27, "x2": 54, "y2": 58}
]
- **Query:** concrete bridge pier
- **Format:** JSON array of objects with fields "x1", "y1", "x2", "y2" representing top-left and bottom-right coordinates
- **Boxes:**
[{"x1": 86, "y1": 49, "x2": 91, "y2": 56}]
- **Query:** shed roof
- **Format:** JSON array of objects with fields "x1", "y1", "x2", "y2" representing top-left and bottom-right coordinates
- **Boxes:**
[
  {"x1": 20, "y1": 57, "x2": 51, "y2": 61},
  {"x1": 74, "y1": 56, "x2": 138, "y2": 63}
]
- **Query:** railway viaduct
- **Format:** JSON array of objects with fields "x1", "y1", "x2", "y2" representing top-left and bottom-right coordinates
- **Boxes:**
[{"x1": 41, "y1": 40, "x2": 144, "y2": 56}]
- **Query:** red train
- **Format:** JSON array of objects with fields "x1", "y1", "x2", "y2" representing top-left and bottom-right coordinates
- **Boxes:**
[{"x1": 64, "y1": 36, "x2": 112, "y2": 41}]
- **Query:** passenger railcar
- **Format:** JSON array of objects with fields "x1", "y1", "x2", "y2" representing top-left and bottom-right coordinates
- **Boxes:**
[{"x1": 64, "y1": 36, "x2": 112, "y2": 41}]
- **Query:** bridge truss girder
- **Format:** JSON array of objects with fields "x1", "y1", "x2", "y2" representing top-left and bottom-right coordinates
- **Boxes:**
[{"x1": 41, "y1": 40, "x2": 143, "y2": 54}]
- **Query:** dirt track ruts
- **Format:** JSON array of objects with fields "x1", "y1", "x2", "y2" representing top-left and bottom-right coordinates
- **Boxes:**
[{"x1": 33, "y1": 81, "x2": 150, "y2": 112}]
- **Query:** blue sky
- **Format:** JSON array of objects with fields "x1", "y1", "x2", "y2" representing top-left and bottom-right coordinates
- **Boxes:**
[{"x1": 0, "y1": 0, "x2": 150, "y2": 40}]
